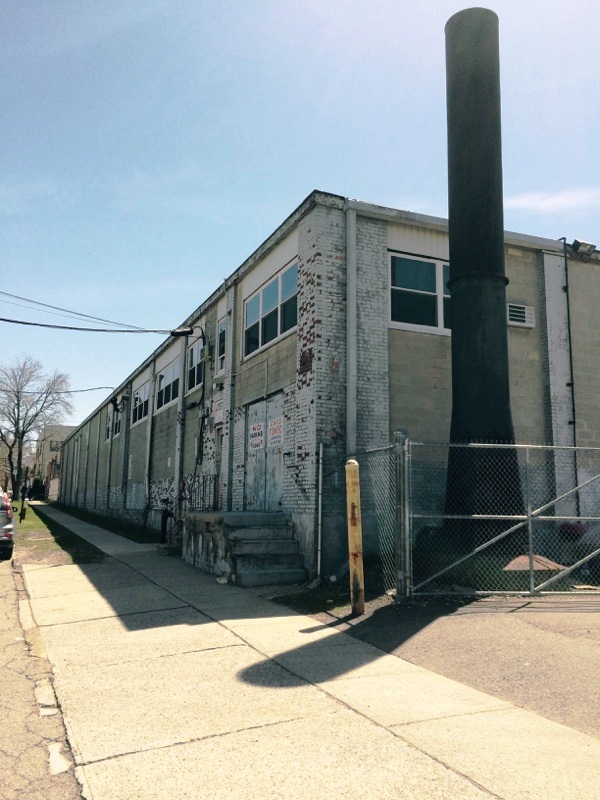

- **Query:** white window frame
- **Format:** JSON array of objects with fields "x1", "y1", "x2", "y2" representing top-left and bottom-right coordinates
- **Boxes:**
[
  {"x1": 155, "y1": 358, "x2": 180, "y2": 412},
  {"x1": 217, "y1": 316, "x2": 227, "y2": 374},
  {"x1": 186, "y1": 340, "x2": 205, "y2": 394},
  {"x1": 131, "y1": 381, "x2": 150, "y2": 425},
  {"x1": 243, "y1": 261, "x2": 298, "y2": 359},
  {"x1": 389, "y1": 252, "x2": 451, "y2": 335}
]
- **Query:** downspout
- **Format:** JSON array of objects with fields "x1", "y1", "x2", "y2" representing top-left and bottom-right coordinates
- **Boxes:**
[
  {"x1": 175, "y1": 337, "x2": 188, "y2": 527},
  {"x1": 317, "y1": 440, "x2": 323, "y2": 577},
  {"x1": 83, "y1": 423, "x2": 90, "y2": 506},
  {"x1": 121, "y1": 384, "x2": 132, "y2": 511},
  {"x1": 93, "y1": 414, "x2": 101, "y2": 510},
  {"x1": 144, "y1": 363, "x2": 157, "y2": 513},
  {"x1": 226, "y1": 284, "x2": 237, "y2": 511},
  {"x1": 560, "y1": 236, "x2": 580, "y2": 515},
  {"x1": 106, "y1": 409, "x2": 113, "y2": 510},
  {"x1": 345, "y1": 205, "x2": 358, "y2": 455}
]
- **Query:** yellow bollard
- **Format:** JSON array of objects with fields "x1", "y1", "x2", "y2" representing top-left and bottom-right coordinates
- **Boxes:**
[{"x1": 345, "y1": 459, "x2": 365, "y2": 615}]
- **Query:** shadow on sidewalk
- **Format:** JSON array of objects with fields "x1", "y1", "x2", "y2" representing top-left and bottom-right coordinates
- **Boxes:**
[{"x1": 238, "y1": 596, "x2": 475, "y2": 686}]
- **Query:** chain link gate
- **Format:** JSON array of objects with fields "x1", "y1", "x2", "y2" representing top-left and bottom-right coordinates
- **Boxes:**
[{"x1": 397, "y1": 438, "x2": 600, "y2": 597}]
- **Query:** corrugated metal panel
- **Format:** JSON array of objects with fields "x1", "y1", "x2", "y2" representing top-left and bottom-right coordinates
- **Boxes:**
[{"x1": 387, "y1": 223, "x2": 449, "y2": 260}]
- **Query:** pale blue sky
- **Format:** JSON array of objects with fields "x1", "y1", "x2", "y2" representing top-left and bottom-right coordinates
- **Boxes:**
[{"x1": 2, "y1": 0, "x2": 599, "y2": 425}]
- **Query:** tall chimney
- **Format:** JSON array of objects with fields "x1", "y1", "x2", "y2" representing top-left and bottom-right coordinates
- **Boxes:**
[{"x1": 444, "y1": 8, "x2": 524, "y2": 552}]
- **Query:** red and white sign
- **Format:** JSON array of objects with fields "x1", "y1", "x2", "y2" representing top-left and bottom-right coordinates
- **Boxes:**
[
  {"x1": 249, "y1": 422, "x2": 264, "y2": 450},
  {"x1": 268, "y1": 416, "x2": 284, "y2": 447}
]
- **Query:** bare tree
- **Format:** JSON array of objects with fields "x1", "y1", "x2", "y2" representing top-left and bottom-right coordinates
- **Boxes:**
[{"x1": 0, "y1": 356, "x2": 73, "y2": 496}]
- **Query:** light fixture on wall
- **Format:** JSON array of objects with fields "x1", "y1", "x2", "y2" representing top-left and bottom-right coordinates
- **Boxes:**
[
  {"x1": 571, "y1": 239, "x2": 596, "y2": 256},
  {"x1": 170, "y1": 324, "x2": 207, "y2": 344},
  {"x1": 110, "y1": 395, "x2": 129, "y2": 413}
]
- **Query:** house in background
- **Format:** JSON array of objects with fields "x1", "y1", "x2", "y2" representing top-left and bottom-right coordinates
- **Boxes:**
[
  {"x1": 59, "y1": 190, "x2": 600, "y2": 583},
  {"x1": 34, "y1": 425, "x2": 76, "y2": 501}
]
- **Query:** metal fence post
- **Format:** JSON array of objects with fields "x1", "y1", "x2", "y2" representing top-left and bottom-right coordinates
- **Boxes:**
[
  {"x1": 524, "y1": 445, "x2": 535, "y2": 595},
  {"x1": 395, "y1": 430, "x2": 411, "y2": 601}
]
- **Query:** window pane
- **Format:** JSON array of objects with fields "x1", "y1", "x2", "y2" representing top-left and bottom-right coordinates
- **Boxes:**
[
  {"x1": 172, "y1": 377, "x2": 179, "y2": 400},
  {"x1": 165, "y1": 384, "x2": 171, "y2": 405},
  {"x1": 443, "y1": 297, "x2": 452, "y2": 330},
  {"x1": 188, "y1": 366, "x2": 195, "y2": 392},
  {"x1": 262, "y1": 280, "x2": 279, "y2": 314},
  {"x1": 443, "y1": 264, "x2": 450, "y2": 297},
  {"x1": 246, "y1": 295, "x2": 260, "y2": 327},
  {"x1": 391, "y1": 256, "x2": 436, "y2": 293},
  {"x1": 281, "y1": 295, "x2": 297, "y2": 332},
  {"x1": 281, "y1": 263, "x2": 298, "y2": 301},
  {"x1": 245, "y1": 322, "x2": 259, "y2": 355},
  {"x1": 391, "y1": 289, "x2": 437, "y2": 326},
  {"x1": 262, "y1": 308, "x2": 278, "y2": 344}
]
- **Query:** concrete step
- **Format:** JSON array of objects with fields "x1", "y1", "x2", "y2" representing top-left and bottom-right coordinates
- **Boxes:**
[
  {"x1": 222, "y1": 512, "x2": 290, "y2": 528},
  {"x1": 236, "y1": 566, "x2": 307, "y2": 588},
  {"x1": 227, "y1": 526, "x2": 294, "y2": 541},
  {"x1": 232, "y1": 539, "x2": 299, "y2": 556},
  {"x1": 236, "y1": 552, "x2": 305, "y2": 570}
]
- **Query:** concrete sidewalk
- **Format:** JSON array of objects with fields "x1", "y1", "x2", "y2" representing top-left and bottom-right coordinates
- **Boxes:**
[{"x1": 20, "y1": 506, "x2": 600, "y2": 799}]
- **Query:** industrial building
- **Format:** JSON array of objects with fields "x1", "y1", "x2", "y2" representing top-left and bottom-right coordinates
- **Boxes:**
[{"x1": 59, "y1": 189, "x2": 599, "y2": 583}]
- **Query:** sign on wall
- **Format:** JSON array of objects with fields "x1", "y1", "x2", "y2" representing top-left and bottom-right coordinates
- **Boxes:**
[
  {"x1": 214, "y1": 399, "x2": 225, "y2": 424},
  {"x1": 249, "y1": 422, "x2": 264, "y2": 450},
  {"x1": 267, "y1": 416, "x2": 283, "y2": 447}
]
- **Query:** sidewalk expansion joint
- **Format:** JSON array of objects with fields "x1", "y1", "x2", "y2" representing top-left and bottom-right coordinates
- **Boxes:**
[
  {"x1": 35, "y1": 603, "x2": 189, "y2": 628},
  {"x1": 388, "y1": 704, "x2": 512, "y2": 729},
  {"x1": 77, "y1": 717, "x2": 308, "y2": 767}
]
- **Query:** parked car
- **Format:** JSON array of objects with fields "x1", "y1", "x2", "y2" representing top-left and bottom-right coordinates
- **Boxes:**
[{"x1": 0, "y1": 491, "x2": 16, "y2": 561}]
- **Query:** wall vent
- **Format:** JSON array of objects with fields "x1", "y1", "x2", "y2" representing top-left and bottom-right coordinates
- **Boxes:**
[{"x1": 507, "y1": 303, "x2": 535, "y2": 328}]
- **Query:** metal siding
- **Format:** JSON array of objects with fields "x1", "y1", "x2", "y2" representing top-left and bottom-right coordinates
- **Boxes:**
[{"x1": 387, "y1": 223, "x2": 449, "y2": 260}]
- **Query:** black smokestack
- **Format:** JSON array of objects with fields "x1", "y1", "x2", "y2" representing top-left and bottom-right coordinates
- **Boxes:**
[
  {"x1": 444, "y1": 8, "x2": 524, "y2": 553},
  {"x1": 445, "y1": 7, "x2": 513, "y2": 442}
]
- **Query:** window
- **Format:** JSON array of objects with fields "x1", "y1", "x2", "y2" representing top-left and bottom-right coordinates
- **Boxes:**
[
  {"x1": 113, "y1": 413, "x2": 121, "y2": 437},
  {"x1": 156, "y1": 358, "x2": 180, "y2": 410},
  {"x1": 131, "y1": 381, "x2": 150, "y2": 424},
  {"x1": 244, "y1": 262, "x2": 298, "y2": 357},
  {"x1": 187, "y1": 340, "x2": 205, "y2": 392},
  {"x1": 217, "y1": 317, "x2": 227, "y2": 373},
  {"x1": 105, "y1": 409, "x2": 112, "y2": 441},
  {"x1": 390, "y1": 254, "x2": 451, "y2": 332}
]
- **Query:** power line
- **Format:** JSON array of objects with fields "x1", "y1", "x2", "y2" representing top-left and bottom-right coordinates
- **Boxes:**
[
  {"x1": 0, "y1": 290, "x2": 145, "y2": 329},
  {"x1": 0, "y1": 317, "x2": 171, "y2": 333},
  {"x1": 19, "y1": 387, "x2": 115, "y2": 395},
  {"x1": 0, "y1": 297, "x2": 141, "y2": 327}
]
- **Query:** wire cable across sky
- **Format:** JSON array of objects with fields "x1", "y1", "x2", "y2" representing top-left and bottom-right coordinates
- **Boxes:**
[
  {"x1": 0, "y1": 290, "x2": 146, "y2": 329},
  {"x1": 0, "y1": 317, "x2": 173, "y2": 334}
]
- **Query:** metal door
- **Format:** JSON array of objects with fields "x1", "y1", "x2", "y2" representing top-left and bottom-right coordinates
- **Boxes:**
[{"x1": 244, "y1": 394, "x2": 284, "y2": 510}]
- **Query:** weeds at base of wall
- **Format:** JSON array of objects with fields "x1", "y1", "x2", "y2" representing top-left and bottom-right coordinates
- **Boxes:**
[{"x1": 12, "y1": 505, "x2": 105, "y2": 566}]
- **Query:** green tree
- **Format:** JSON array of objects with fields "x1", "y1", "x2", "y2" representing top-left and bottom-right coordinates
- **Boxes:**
[{"x1": 0, "y1": 356, "x2": 72, "y2": 497}]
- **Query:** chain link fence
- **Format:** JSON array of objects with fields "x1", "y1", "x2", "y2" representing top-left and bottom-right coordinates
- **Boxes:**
[
  {"x1": 401, "y1": 440, "x2": 600, "y2": 596},
  {"x1": 324, "y1": 444, "x2": 397, "y2": 593}
]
